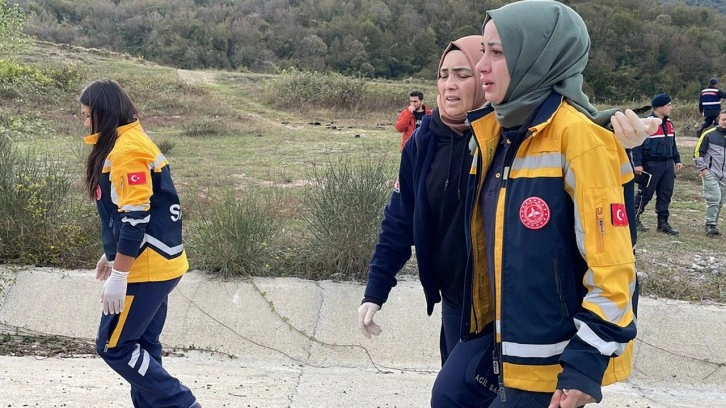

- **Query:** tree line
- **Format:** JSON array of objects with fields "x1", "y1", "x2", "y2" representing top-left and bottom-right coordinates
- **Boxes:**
[{"x1": 10, "y1": 0, "x2": 726, "y2": 102}]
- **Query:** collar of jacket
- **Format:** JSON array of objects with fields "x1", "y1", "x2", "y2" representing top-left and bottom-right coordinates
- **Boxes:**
[
  {"x1": 83, "y1": 120, "x2": 141, "y2": 145},
  {"x1": 466, "y1": 92, "x2": 564, "y2": 149}
]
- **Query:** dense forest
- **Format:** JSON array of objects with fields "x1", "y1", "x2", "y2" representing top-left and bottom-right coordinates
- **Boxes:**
[{"x1": 11, "y1": 0, "x2": 726, "y2": 102}]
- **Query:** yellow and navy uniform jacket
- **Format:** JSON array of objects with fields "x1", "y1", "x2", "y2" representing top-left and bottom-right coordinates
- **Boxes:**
[
  {"x1": 85, "y1": 120, "x2": 188, "y2": 283},
  {"x1": 463, "y1": 94, "x2": 636, "y2": 401}
]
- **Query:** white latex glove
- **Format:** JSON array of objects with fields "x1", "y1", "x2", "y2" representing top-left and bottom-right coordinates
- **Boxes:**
[
  {"x1": 611, "y1": 109, "x2": 661, "y2": 149},
  {"x1": 101, "y1": 269, "x2": 129, "y2": 315},
  {"x1": 95, "y1": 254, "x2": 112, "y2": 281},
  {"x1": 357, "y1": 302, "x2": 382, "y2": 339}
]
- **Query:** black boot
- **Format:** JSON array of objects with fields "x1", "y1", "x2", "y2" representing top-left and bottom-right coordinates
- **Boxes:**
[
  {"x1": 657, "y1": 215, "x2": 679, "y2": 235},
  {"x1": 635, "y1": 212, "x2": 648, "y2": 232},
  {"x1": 705, "y1": 224, "x2": 721, "y2": 236}
]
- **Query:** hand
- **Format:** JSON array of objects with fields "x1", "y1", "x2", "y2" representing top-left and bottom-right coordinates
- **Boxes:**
[
  {"x1": 357, "y1": 302, "x2": 382, "y2": 338},
  {"x1": 700, "y1": 169, "x2": 709, "y2": 177},
  {"x1": 633, "y1": 165, "x2": 644, "y2": 175},
  {"x1": 548, "y1": 389, "x2": 596, "y2": 408},
  {"x1": 95, "y1": 254, "x2": 112, "y2": 281},
  {"x1": 611, "y1": 109, "x2": 661, "y2": 149},
  {"x1": 675, "y1": 162, "x2": 684, "y2": 171},
  {"x1": 407, "y1": 105, "x2": 415, "y2": 113},
  {"x1": 101, "y1": 269, "x2": 129, "y2": 315}
]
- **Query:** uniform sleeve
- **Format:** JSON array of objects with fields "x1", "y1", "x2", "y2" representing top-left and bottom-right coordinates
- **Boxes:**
[
  {"x1": 364, "y1": 139, "x2": 417, "y2": 305},
  {"x1": 673, "y1": 139, "x2": 682, "y2": 164},
  {"x1": 109, "y1": 152, "x2": 154, "y2": 258},
  {"x1": 630, "y1": 144, "x2": 643, "y2": 167},
  {"x1": 694, "y1": 132, "x2": 711, "y2": 170},
  {"x1": 558, "y1": 130, "x2": 637, "y2": 401}
]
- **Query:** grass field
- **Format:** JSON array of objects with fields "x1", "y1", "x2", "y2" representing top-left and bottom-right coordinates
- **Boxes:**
[{"x1": 3, "y1": 41, "x2": 724, "y2": 303}]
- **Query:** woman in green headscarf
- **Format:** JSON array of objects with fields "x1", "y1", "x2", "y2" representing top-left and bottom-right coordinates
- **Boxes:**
[{"x1": 461, "y1": 1, "x2": 638, "y2": 407}]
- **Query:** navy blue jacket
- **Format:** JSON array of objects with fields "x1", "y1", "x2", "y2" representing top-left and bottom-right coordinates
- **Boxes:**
[
  {"x1": 364, "y1": 115, "x2": 443, "y2": 315},
  {"x1": 631, "y1": 114, "x2": 681, "y2": 166},
  {"x1": 699, "y1": 87, "x2": 726, "y2": 116}
]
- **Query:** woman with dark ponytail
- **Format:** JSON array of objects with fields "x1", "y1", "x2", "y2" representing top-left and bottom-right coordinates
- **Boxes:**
[{"x1": 81, "y1": 79, "x2": 201, "y2": 408}]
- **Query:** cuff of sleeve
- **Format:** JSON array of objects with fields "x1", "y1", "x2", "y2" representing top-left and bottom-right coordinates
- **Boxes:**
[
  {"x1": 362, "y1": 297, "x2": 384, "y2": 307},
  {"x1": 556, "y1": 364, "x2": 602, "y2": 403},
  {"x1": 116, "y1": 238, "x2": 141, "y2": 258}
]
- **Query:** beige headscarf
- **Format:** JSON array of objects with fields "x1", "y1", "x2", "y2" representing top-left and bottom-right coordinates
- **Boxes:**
[{"x1": 436, "y1": 35, "x2": 488, "y2": 135}]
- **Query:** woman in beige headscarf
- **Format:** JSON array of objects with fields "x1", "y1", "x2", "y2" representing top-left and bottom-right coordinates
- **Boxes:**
[
  {"x1": 357, "y1": 35, "x2": 499, "y2": 406},
  {"x1": 358, "y1": 34, "x2": 489, "y2": 364}
]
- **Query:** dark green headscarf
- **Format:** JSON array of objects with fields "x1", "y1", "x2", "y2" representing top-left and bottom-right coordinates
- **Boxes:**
[{"x1": 485, "y1": 0, "x2": 616, "y2": 128}]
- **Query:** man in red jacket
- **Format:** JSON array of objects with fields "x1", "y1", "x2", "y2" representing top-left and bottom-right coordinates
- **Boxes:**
[{"x1": 395, "y1": 90, "x2": 431, "y2": 151}]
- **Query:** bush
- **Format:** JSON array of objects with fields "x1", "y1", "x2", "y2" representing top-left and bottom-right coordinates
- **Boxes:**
[
  {"x1": 0, "y1": 135, "x2": 100, "y2": 267},
  {"x1": 260, "y1": 68, "x2": 436, "y2": 114},
  {"x1": 183, "y1": 119, "x2": 231, "y2": 137},
  {"x1": 155, "y1": 139, "x2": 176, "y2": 155},
  {"x1": 297, "y1": 153, "x2": 395, "y2": 281},
  {"x1": 261, "y1": 68, "x2": 368, "y2": 111},
  {"x1": 0, "y1": 59, "x2": 83, "y2": 102},
  {"x1": 187, "y1": 187, "x2": 281, "y2": 279},
  {"x1": 0, "y1": 59, "x2": 52, "y2": 98}
]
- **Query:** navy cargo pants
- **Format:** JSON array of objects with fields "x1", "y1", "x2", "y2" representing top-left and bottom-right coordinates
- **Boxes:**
[
  {"x1": 634, "y1": 159, "x2": 675, "y2": 217},
  {"x1": 96, "y1": 276, "x2": 198, "y2": 408},
  {"x1": 431, "y1": 326, "x2": 498, "y2": 407}
]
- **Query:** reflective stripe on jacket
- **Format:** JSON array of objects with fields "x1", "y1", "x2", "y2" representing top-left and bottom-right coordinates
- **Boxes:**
[{"x1": 699, "y1": 88, "x2": 726, "y2": 115}]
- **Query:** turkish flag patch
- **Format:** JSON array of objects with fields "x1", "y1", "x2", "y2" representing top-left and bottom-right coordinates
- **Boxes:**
[
  {"x1": 611, "y1": 203, "x2": 629, "y2": 226},
  {"x1": 127, "y1": 172, "x2": 147, "y2": 185}
]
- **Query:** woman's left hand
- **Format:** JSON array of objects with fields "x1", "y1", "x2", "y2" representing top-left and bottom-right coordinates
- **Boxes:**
[
  {"x1": 95, "y1": 254, "x2": 112, "y2": 281},
  {"x1": 611, "y1": 109, "x2": 661, "y2": 149}
]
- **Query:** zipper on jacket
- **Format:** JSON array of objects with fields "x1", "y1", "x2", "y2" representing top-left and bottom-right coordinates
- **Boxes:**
[
  {"x1": 596, "y1": 207, "x2": 605, "y2": 252},
  {"x1": 490, "y1": 129, "x2": 530, "y2": 403},
  {"x1": 553, "y1": 258, "x2": 569, "y2": 318},
  {"x1": 492, "y1": 349, "x2": 506, "y2": 402},
  {"x1": 119, "y1": 173, "x2": 126, "y2": 204}
]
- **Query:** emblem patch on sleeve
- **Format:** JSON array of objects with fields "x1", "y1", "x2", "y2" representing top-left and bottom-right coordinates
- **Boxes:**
[
  {"x1": 127, "y1": 172, "x2": 147, "y2": 185},
  {"x1": 611, "y1": 203, "x2": 629, "y2": 226}
]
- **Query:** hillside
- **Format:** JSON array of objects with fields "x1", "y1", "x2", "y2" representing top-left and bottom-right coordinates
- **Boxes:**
[{"x1": 12, "y1": 0, "x2": 726, "y2": 102}]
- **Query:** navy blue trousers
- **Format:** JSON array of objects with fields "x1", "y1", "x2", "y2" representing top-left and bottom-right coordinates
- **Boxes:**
[
  {"x1": 96, "y1": 277, "x2": 198, "y2": 408},
  {"x1": 486, "y1": 388, "x2": 553, "y2": 408},
  {"x1": 634, "y1": 159, "x2": 675, "y2": 217},
  {"x1": 431, "y1": 328, "x2": 498, "y2": 407},
  {"x1": 440, "y1": 299, "x2": 463, "y2": 365}
]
